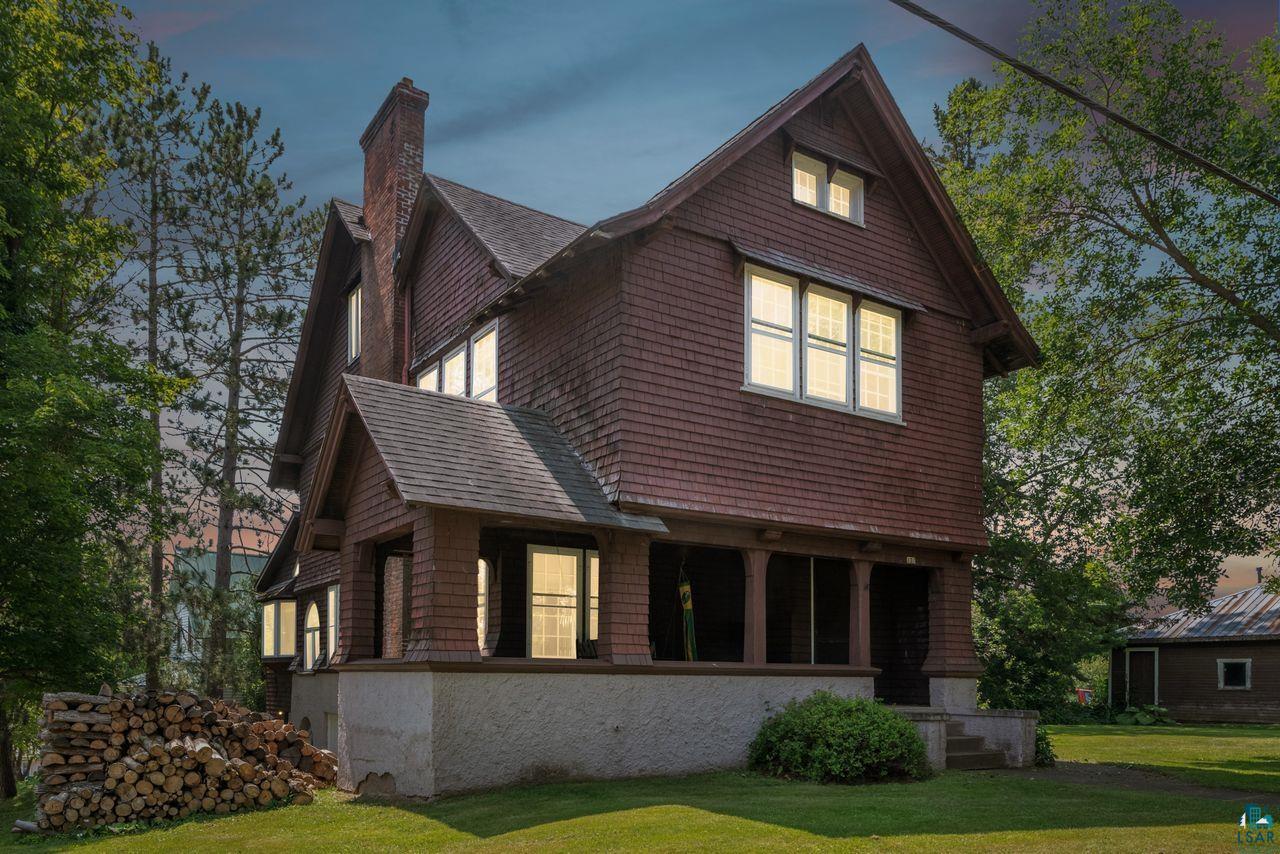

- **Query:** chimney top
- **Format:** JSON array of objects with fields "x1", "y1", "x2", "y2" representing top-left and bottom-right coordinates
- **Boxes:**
[{"x1": 359, "y1": 78, "x2": 429, "y2": 151}]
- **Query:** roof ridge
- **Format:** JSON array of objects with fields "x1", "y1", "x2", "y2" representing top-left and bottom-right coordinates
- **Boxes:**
[{"x1": 424, "y1": 172, "x2": 584, "y2": 228}]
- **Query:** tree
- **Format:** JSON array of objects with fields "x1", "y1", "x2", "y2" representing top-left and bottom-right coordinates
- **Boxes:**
[
  {"x1": 931, "y1": 0, "x2": 1280, "y2": 709},
  {"x1": 174, "y1": 96, "x2": 312, "y2": 697},
  {"x1": 106, "y1": 42, "x2": 198, "y2": 689},
  {"x1": 0, "y1": 0, "x2": 177, "y2": 797}
]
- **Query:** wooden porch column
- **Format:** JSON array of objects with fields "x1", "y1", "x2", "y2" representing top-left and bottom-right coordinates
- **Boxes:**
[
  {"x1": 921, "y1": 561, "x2": 983, "y2": 677},
  {"x1": 403, "y1": 508, "x2": 481, "y2": 663},
  {"x1": 597, "y1": 532, "x2": 653, "y2": 665},
  {"x1": 333, "y1": 540, "x2": 375, "y2": 665},
  {"x1": 849, "y1": 560, "x2": 873, "y2": 668},
  {"x1": 742, "y1": 549, "x2": 769, "y2": 664}
]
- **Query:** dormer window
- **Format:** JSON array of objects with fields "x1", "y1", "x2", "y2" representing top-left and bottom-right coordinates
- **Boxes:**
[
  {"x1": 792, "y1": 151, "x2": 864, "y2": 225},
  {"x1": 347, "y1": 284, "x2": 362, "y2": 363}
]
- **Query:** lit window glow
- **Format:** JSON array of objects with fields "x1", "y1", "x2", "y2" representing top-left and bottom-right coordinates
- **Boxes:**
[
  {"x1": 749, "y1": 271, "x2": 795, "y2": 392},
  {"x1": 792, "y1": 152, "x2": 823, "y2": 206},
  {"x1": 326, "y1": 584, "x2": 339, "y2": 661},
  {"x1": 470, "y1": 326, "x2": 497, "y2": 401},
  {"x1": 261, "y1": 599, "x2": 296, "y2": 658},
  {"x1": 303, "y1": 602, "x2": 321, "y2": 671},
  {"x1": 416, "y1": 365, "x2": 439, "y2": 392},
  {"x1": 347, "y1": 285, "x2": 362, "y2": 363},
  {"x1": 442, "y1": 347, "x2": 466, "y2": 396},
  {"x1": 857, "y1": 305, "x2": 900, "y2": 414}
]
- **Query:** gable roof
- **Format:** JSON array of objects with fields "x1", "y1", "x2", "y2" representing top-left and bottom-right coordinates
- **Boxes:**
[
  {"x1": 1131, "y1": 585, "x2": 1280, "y2": 642},
  {"x1": 254, "y1": 511, "x2": 299, "y2": 595},
  {"x1": 333, "y1": 198, "x2": 370, "y2": 242},
  {"x1": 424, "y1": 174, "x2": 584, "y2": 280},
  {"x1": 305, "y1": 374, "x2": 666, "y2": 535}
]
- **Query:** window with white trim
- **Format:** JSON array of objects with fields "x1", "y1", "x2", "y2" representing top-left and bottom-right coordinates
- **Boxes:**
[
  {"x1": 477, "y1": 558, "x2": 490, "y2": 649},
  {"x1": 416, "y1": 364, "x2": 439, "y2": 392},
  {"x1": 326, "y1": 584, "x2": 339, "y2": 661},
  {"x1": 526, "y1": 545, "x2": 600, "y2": 659},
  {"x1": 792, "y1": 152, "x2": 865, "y2": 225},
  {"x1": 303, "y1": 602, "x2": 321, "y2": 671},
  {"x1": 442, "y1": 346, "x2": 467, "y2": 396},
  {"x1": 744, "y1": 265, "x2": 902, "y2": 419},
  {"x1": 347, "y1": 285, "x2": 362, "y2": 363},
  {"x1": 261, "y1": 599, "x2": 296, "y2": 658},
  {"x1": 1218, "y1": 658, "x2": 1251, "y2": 690},
  {"x1": 470, "y1": 324, "x2": 497, "y2": 401}
]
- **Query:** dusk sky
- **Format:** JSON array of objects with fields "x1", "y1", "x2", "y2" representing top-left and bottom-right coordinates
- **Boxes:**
[{"x1": 125, "y1": 0, "x2": 1276, "y2": 226}]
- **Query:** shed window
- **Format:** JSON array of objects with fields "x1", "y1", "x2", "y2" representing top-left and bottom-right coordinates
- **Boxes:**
[
  {"x1": 303, "y1": 602, "x2": 321, "y2": 671},
  {"x1": 744, "y1": 264, "x2": 902, "y2": 419},
  {"x1": 442, "y1": 346, "x2": 467, "y2": 396},
  {"x1": 1219, "y1": 659, "x2": 1251, "y2": 690},
  {"x1": 792, "y1": 152, "x2": 864, "y2": 224},
  {"x1": 261, "y1": 599, "x2": 296, "y2": 658},
  {"x1": 347, "y1": 285, "x2": 362, "y2": 363},
  {"x1": 326, "y1": 584, "x2": 339, "y2": 661},
  {"x1": 527, "y1": 545, "x2": 600, "y2": 659}
]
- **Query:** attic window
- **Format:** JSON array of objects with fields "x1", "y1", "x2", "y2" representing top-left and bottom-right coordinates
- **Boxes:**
[
  {"x1": 347, "y1": 285, "x2": 362, "y2": 363},
  {"x1": 792, "y1": 151, "x2": 864, "y2": 225}
]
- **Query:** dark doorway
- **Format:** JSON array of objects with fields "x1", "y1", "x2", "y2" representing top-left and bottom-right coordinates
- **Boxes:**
[
  {"x1": 1127, "y1": 650, "x2": 1157, "y2": 706},
  {"x1": 870, "y1": 565, "x2": 930, "y2": 704},
  {"x1": 375, "y1": 538, "x2": 411, "y2": 660},
  {"x1": 650, "y1": 544, "x2": 744, "y2": 662},
  {"x1": 765, "y1": 554, "x2": 850, "y2": 664}
]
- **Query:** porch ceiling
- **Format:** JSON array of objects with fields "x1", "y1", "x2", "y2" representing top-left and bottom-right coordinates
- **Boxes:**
[{"x1": 342, "y1": 374, "x2": 667, "y2": 534}]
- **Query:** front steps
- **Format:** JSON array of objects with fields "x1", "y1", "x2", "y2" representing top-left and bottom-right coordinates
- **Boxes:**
[{"x1": 945, "y1": 721, "x2": 1008, "y2": 770}]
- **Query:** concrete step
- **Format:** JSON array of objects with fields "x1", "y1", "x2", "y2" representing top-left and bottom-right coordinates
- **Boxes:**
[
  {"x1": 946, "y1": 735, "x2": 984, "y2": 753},
  {"x1": 946, "y1": 721, "x2": 966, "y2": 737},
  {"x1": 946, "y1": 749, "x2": 1008, "y2": 771}
]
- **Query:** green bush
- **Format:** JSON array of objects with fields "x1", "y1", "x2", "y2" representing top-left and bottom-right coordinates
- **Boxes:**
[
  {"x1": 748, "y1": 692, "x2": 931, "y2": 784},
  {"x1": 1114, "y1": 704, "x2": 1175, "y2": 726},
  {"x1": 1034, "y1": 725, "x2": 1056, "y2": 767}
]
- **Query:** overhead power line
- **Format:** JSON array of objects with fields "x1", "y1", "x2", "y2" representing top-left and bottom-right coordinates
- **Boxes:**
[{"x1": 885, "y1": 0, "x2": 1280, "y2": 209}]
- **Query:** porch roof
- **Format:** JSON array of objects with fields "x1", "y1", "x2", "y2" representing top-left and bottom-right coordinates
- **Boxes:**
[{"x1": 342, "y1": 375, "x2": 667, "y2": 534}]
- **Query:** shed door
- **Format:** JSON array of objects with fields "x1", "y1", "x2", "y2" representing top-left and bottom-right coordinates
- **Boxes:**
[{"x1": 1127, "y1": 650, "x2": 1157, "y2": 706}]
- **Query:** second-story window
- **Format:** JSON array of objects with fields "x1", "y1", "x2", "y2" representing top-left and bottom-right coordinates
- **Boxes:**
[
  {"x1": 744, "y1": 265, "x2": 902, "y2": 420},
  {"x1": 416, "y1": 364, "x2": 439, "y2": 392},
  {"x1": 347, "y1": 284, "x2": 362, "y2": 363},
  {"x1": 792, "y1": 151, "x2": 865, "y2": 225},
  {"x1": 442, "y1": 346, "x2": 467, "y2": 396},
  {"x1": 470, "y1": 324, "x2": 497, "y2": 402}
]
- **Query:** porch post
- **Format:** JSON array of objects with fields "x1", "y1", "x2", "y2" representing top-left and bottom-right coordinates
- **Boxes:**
[
  {"x1": 596, "y1": 532, "x2": 652, "y2": 665},
  {"x1": 333, "y1": 540, "x2": 375, "y2": 664},
  {"x1": 742, "y1": 549, "x2": 769, "y2": 664},
  {"x1": 403, "y1": 508, "x2": 481, "y2": 663},
  {"x1": 922, "y1": 560, "x2": 983, "y2": 709},
  {"x1": 849, "y1": 560, "x2": 872, "y2": 668}
]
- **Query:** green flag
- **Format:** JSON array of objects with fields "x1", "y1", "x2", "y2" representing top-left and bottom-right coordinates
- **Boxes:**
[{"x1": 679, "y1": 569, "x2": 698, "y2": 662}]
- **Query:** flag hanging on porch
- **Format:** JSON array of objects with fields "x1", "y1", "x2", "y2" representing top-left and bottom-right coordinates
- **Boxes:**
[{"x1": 679, "y1": 569, "x2": 698, "y2": 662}]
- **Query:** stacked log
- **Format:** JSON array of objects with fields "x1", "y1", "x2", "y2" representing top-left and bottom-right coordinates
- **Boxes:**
[{"x1": 19, "y1": 688, "x2": 337, "y2": 834}]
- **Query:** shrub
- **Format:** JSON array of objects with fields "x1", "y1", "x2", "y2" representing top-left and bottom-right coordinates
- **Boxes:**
[
  {"x1": 1114, "y1": 704, "x2": 1175, "y2": 726},
  {"x1": 1034, "y1": 725, "x2": 1056, "y2": 767},
  {"x1": 748, "y1": 692, "x2": 931, "y2": 784}
]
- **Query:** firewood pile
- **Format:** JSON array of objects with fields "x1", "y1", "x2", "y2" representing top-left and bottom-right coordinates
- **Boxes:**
[{"x1": 13, "y1": 688, "x2": 336, "y2": 835}]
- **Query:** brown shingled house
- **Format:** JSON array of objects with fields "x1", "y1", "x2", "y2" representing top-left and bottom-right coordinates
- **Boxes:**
[
  {"x1": 1112, "y1": 583, "x2": 1280, "y2": 722},
  {"x1": 255, "y1": 45, "x2": 1040, "y2": 797}
]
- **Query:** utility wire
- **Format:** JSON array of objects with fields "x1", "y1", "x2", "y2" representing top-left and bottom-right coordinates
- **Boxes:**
[{"x1": 885, "y1": 0, "x2": 1280, "y2": 209}]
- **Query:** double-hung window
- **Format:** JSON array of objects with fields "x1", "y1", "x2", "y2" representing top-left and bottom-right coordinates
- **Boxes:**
[
  {"x1": 347, "y1": 285, "x2": 362, "y2": 363},
  {"x1": 416, "y1": 364, "x2": 439, "y2": 392},
  {"x1": 792, "y1": 152, "x2": 865, "y2": 225},
  {"x1": 470, "y1": 324, "x2": 497, "y2": 401},
  {"x1": 442, "y1": 346, "x2": 467, "y2": 396},
  {"x1": 527, "y1": 545, "x2": 600, "y2": 659},
  {"x1": 261, "y1": 599, "x2": 296, "y2": 658},
  {"x1": 326, "y1": 584, "x2": 339, "y2": 661},
  {"x1": 744, "y1": 265, "x2": 901, "y2": 420}
]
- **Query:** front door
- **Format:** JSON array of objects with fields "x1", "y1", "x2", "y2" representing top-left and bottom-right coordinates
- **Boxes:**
[{"x1": 1127, "y1": 649, "x2": 1157, "y2": 706}]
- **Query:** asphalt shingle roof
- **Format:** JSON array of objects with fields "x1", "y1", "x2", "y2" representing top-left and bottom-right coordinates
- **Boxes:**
[
  {"x1": 1131, "y1": 584, "x2": 1280, "y2": 642},
  {"x1": 343, "y1": 374, "x2": 665, "y2": 533},
  {"x1": 333, "y1": 198, "x2": 371, "y2": 242},
  {"x1": 425, "y1": 174, "x2": 585, "y2": 279}
]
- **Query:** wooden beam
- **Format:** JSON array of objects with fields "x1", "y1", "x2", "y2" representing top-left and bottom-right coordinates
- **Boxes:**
[
  {"x1": 313, "y1": 518, "x2": 345, "y2": 539},
  {"x1": 968, "y1": 319, "x2": 1010, "y2": 345}
]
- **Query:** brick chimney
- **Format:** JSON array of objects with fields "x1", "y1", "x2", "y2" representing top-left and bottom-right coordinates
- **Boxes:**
[{"x1": 359, "y1": 78, "x2": 429, "y2": 382}]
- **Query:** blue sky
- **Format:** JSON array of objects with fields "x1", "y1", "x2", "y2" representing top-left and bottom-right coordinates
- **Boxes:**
[{"x1": 126, "y1": 0, "x2": 1274, "y2": 225}]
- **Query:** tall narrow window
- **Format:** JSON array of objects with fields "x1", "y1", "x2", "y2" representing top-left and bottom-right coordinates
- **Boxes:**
[
  {"x1": 416, "y1": 365, "x2": 439, "y2": 392},
  {"x1": 857, "y1": 303, "x2": 900, "y2": 415},
  {"x1": 303, "y1": 602, "x2": 321, "y2": 671},
  {"x1": 792, "y1": 152, "x2": 823, "y2": 206},
  {"x1": 442, "y1": 346, "x2": 466, "y2": 396},
  {"x1": 262, "y1": 602, "x2": 276, "y2": 657},
  {"x1": 476, "y1": 558, "x2": 490, "y2": 649},
  {"x1": 747, "y1": 269, "x2": 796, "y2": 392},
  {"x1": 586, "y1": 550, "x2": 599, "y2": 642},
  {"x1": 804, "y1": 286, "x2": 850, "y2": 404},
  {"x1": 347, "y1": 285, "x2": 362, "y2": 363},
  {"x1": 528, "y1": 546, "x2": 580, "y2": 659},
  {"x1": 326, "y1": 584, "x2": 339, "y2": 661},
  {"x1": 470, "y1": 325, "x2": 497, "y2": 401}
]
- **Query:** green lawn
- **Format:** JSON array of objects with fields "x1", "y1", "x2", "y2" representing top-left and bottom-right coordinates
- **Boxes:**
[
  {"x1": 0, "y1": 770, "x2": 1252, "y2": 852},
  {"x1": 1047, "y1": 723, "x2": 1280, "y2": 793}
]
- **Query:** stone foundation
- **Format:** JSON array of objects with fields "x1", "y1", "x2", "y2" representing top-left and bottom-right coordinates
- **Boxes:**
[
  {"x1": 335, "y1": 669, "x2": 875, "y2": 797},
  {"x1": 290, "y1": 671, "x2": 340, "y2": 750}
]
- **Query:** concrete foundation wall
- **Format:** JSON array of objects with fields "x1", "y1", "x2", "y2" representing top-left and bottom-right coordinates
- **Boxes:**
[
  {"x1": 951, "y1": 709, "x2": 1038, "y2": 768},
  {"x1": 290, "y1": 672, "x2": 339, "y2": 750},
  {"x1": 338, "y1": 670, "x2": 873, "y2": 797}
]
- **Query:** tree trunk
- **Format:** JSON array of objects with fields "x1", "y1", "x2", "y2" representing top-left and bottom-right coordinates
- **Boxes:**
[
  {"x1": 146, "y1": 169, "x2": 164, "y2": 690},
  {"x1": 0, "y1": 705, "x2": 17, "y2": 799}
]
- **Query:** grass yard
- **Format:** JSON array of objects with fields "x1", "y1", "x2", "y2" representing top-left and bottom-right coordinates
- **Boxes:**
[
  {"x1": 0, "y1": 769, "x2": 1252, "y2": 853},
  {"x1": 1047, "y1": 723, "x2": 1280, "y2": 793}
]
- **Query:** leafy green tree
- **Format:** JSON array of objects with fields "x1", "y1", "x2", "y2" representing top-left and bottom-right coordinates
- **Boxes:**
[
  {"x1": 173, "y1": 96, "x2": 312, "y2": 697},
  {"x1": 0, "y1": 0, "x2": 179, "y2": 797},
  {"x1": 931, "y1": 0, "x2": 1280, "y2": 709}
]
